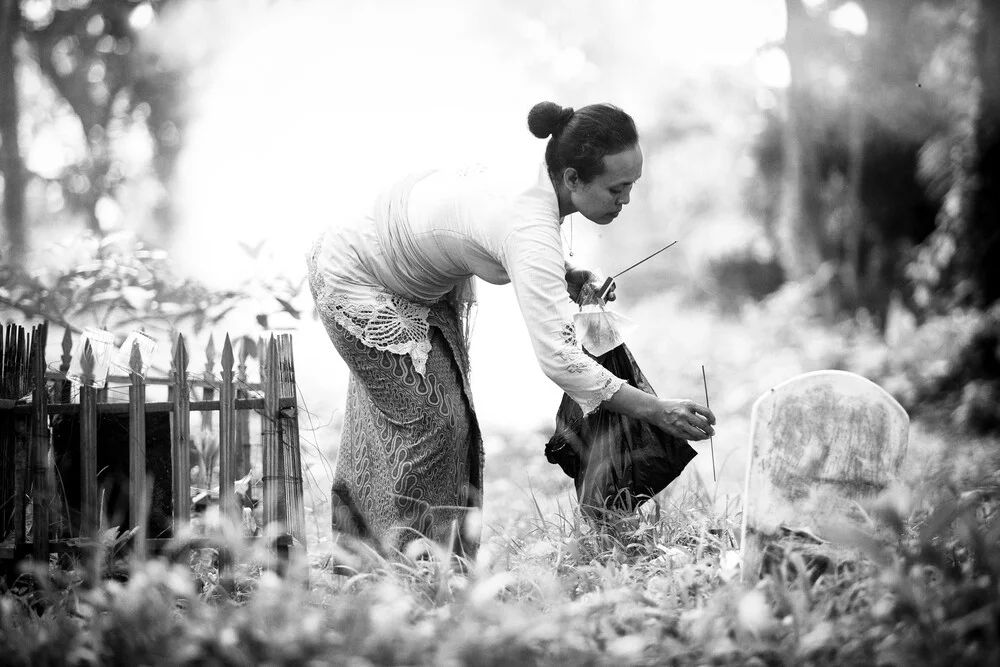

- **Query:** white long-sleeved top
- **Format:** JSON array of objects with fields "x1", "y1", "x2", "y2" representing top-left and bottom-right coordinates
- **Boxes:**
[{"x1": 311, "y1": 161, "x2": 625, "y2": 415}]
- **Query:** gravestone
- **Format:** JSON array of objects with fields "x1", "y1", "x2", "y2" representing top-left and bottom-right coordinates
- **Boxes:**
[{"x1": 740, "y1": 370, "x2": 909, "y2": 580}]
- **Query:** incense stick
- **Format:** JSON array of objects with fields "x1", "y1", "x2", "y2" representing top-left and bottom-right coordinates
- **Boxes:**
[
  {"x1": 701, "y1": 364, "x2": 717, "y2": 482},
  {"x1": 598, "y1": 240, "x2": 679, "y2": 300}
]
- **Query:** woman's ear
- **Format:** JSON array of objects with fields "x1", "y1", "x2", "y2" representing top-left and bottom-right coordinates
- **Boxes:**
[{"x1": 562, "y1": 167, "x2": 581, "y2": 192}]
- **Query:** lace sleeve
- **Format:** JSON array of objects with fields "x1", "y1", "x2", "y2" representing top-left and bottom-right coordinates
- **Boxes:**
[{"x1": 500, "y1": 222, "x2": 626, "y2": 415}]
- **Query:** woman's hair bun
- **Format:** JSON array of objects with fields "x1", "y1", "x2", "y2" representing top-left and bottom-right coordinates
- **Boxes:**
[{"x1": 527, "y1": 101, "x2": 574, "y2": 139}]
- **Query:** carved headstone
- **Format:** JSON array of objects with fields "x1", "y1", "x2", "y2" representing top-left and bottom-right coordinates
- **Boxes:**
[{"x1": 741, "y1": 370, "x2": 909, "y2": 580}]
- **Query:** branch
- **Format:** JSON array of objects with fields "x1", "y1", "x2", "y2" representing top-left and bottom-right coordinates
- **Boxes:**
[{"x1": 0, "y1": 293, "x2": 82, "y2": 334}]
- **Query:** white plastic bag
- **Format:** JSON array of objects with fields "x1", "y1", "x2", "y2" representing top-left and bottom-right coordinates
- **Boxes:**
[{"x1": 573, "y1": 305, "x2": 638, "y2": 357}]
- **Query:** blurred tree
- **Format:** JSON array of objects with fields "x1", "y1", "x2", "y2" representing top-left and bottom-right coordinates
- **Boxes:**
[
  {"x1": 970, "y1": 0, "x2": 1000, "y2": 305},
  {"x1": 1, "y1": 1, "x2": 302, "y2": 337},
  {"x1": 767, "y1": 0, "x2": 998, "y2": 325},
  {"x1": 0, "y1": 0, "x2": 26, "y2": 265},
  {"x1": 0, "y1": 0, "x2": 190, "y2": 261},
  {"x1": 777, "y1": 0, "x2": 826, "y2": 283}
]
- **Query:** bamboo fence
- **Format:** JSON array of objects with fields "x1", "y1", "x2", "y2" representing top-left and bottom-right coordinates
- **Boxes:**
[{"x1": 0, "y1": 321, "x2": 306, "y2": 569}]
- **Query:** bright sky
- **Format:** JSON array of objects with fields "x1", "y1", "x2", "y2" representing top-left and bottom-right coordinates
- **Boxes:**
[
  {"x1": 158, "y1": 0, "x2": 788, "y2": 435},
  {"x1": 165, "y1": 0, "x2": 787, "y2": 289}
]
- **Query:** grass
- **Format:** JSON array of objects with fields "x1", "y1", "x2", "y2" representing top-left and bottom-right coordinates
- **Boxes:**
[
  {"x1": 2, "y1": 291, "x2": 999, "y2": 665},
  {"x1": 1, "y1": 471, "x2": 997, "y2": 665}
]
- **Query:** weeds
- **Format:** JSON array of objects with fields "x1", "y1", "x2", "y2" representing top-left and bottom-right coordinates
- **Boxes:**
[{"x1": 0, "y1": 468, "x2": 998, "y2": 665}]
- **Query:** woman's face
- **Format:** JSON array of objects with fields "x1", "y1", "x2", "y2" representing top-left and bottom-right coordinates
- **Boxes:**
[{"x1": 567, "y1": 144, "x2": 643, "y2": 225}]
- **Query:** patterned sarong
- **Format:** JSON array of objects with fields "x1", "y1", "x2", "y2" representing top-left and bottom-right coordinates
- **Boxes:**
[{"x1": 309, "y1": 270, "x2": 483, "y2": 558}]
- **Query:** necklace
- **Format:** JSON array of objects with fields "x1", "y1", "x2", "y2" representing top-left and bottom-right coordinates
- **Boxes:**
[{"x1": 565, "y1": 215, "x2": 574, "y2": 257}]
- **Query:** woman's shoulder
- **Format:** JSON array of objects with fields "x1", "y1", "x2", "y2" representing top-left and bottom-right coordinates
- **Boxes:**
[{"x1": 468, "y1": 160, "x2": 558, "y2": 218}]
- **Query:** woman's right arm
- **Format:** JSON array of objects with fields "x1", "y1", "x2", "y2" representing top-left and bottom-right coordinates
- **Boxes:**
[
  {"x1": 501, "y1": 223, "x2": 718, "y2": 435},
  {"x1": 602, "y1": 383, "x2": 716, "y2": 441}
]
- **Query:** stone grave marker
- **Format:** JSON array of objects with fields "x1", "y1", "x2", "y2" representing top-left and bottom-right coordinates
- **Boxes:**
[{"x1": 740, "y1": 370, "x2": 909, "y2": 580}]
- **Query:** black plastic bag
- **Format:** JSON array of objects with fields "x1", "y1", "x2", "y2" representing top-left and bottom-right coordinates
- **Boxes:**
[{"x1": 545, "y1": 343, "x2": 697, "y2": 516}]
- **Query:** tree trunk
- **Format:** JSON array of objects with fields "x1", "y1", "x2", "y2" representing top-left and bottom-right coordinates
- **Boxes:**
[
  {"x1": 0, "y1": 0, "x2": 25, "y2": 265},
  {"x1": 972, "y1": 0, "x2": 1000, "y2": 306},
  {"x1": 778, "y1": 0, "x2": 826, "y2": 282}
]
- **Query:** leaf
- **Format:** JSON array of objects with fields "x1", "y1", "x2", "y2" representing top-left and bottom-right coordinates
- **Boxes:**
[
  {"x1": 274, "y1": 296, "x2": 301, "y2": 319},
  {"x1": 101, "y1": 526, "x2": 122, "y2": 545},
  {"x1": 89, "y1": 292, "x2": 122, "y2": 304},
  {"x1": 120, "y1": 286, "x2": 155, "y2": 310},
  {"x1": 238, "y1": 239, "x2": 267, "y2": 258},
  {"x1": 239, "y1": 336, "x2": 258, "y2": 359}
]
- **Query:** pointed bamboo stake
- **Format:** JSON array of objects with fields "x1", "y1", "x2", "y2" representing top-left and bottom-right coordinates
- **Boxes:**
[
  {"x1": 218, "y1": 335, "x2": 236, "y2": 525},
  {"x1": 58, "y1": 328, "x2": 73, "y2": 403},
  {"x1": 171, "y1": 335, "x2": 191, "y2": 530},
  {"x1": 201, "y1": 333, "x2": 216, "y2": 432},
  {"x1": 128, "y1": 340, "x2": 147, "y2": 560},
  {"x1": 12, "y1": 325, "x2": 29, "y2": 545},
  {"x1": 262, "y1": 336, "x2": 282, "y2": 539},
  {"x1": 17, "y1": 325, "x2": 28, "y2": 399},
  {"x1": 30, "y1": 323, "x2": 49, "y2": 563},
  {"x1": 279, "y1": 334, "x2": 305, "y2": 546},
  {"x1": 0, "y1": 327, "x2": 12, "y2": 537},
  {"x1": 235, "y1": 338, "x2": 251, "y2": 481},
  {"x1": 80, "y1": 340, "x2": 98, "y2": 543}
]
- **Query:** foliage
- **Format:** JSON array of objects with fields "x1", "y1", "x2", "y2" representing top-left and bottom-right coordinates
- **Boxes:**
[
  {"x1": 873, "y1": 305, "x2": 1000, "y2": 434},
  {"x1": 746, "y1": 0, "x2": 997, "y2": 322},
  {"x1": 0, "y1": 468, "x2": 997, "y2": 666},
  {"x1": 0, "y1": 230, "x2": 303, "y2": 337},
  {"x1": 8, "y1": 0, "x2": 189, "y2": 244}
]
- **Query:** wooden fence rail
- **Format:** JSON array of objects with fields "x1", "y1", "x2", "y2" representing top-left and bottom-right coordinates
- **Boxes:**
[{"x1": 0, "y1": 321, "x2": 306, "y2": 570}]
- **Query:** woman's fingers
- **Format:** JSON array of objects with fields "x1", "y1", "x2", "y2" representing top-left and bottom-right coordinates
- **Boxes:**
[
  {"x1": 565, "y1": 268, "x2": 619, "y2": 304},
  {"x1": 691, "y1": 403, "x2": 716, "y2": 425},
  {"x1": 673, "y1": 422, "x2": 709, "y2": 441},
  {"x1": 660, "y1": 400, "x2": 717, "y2": 441}
]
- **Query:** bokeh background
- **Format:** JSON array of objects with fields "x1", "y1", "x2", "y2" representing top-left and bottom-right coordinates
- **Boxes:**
[{"x1": 3, "y1": 0, "x2": 999, "y2": 542}]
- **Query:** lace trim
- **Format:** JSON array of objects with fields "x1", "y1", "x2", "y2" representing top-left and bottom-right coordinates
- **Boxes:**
[
  {"x1": 556, "y1": 344, "x2": 593, "y2": 374},
  {"x1": 554, "y1": 322, "x2": 627, "y2": 415},
  {"x1": 314, "y1": 284, "x2": 434, "y2": 375},
  {"x1": 560, "y1": 322, "x2": 578, "y2": 347},
  {"x1": 579, "y1": 374, "x2": 626, "y2": 417}
]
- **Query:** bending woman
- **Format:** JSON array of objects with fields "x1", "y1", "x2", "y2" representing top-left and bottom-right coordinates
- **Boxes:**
[{"x1": 307, "y1": 101, "x2": 716, "y2": 558}]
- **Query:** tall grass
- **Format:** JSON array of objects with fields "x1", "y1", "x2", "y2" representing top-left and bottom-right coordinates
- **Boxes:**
[{"x1": 2, "y1": 465, "x2": 996, "y2": 665}]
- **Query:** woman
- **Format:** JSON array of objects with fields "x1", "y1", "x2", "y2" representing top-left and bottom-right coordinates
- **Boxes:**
[{"x1": 307, "y1": 101, "x2": 716, "y2": 558}]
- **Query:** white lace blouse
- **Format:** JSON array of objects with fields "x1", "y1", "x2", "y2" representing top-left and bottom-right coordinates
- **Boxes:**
[{"x1": 310, "y1": 161, "x2": 625, "y2": 416}]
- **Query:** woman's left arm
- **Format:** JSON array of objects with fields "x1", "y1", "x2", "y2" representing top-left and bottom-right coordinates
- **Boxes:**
[
  {"x1": 565, "y1": 266, "x2": 616, "y2": 304},
  {"x1": 501, "y1": 224, "x2": 625, "y2": 415}
]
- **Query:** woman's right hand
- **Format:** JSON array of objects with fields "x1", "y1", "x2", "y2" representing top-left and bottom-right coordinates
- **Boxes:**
[
  {"x1": 647, "y1": 398, "x2": 716, "y2": 441},
  {"x1": 602, "y1": 383, "x2": 717, "y2": 441}
]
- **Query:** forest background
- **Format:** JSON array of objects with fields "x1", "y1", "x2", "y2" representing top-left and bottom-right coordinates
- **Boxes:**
[{"x1": 1, "y1": 1, "x2": 1000, "y2": 664}]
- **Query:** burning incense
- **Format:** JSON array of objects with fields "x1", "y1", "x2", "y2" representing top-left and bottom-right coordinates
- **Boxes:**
[{"x1": 701, "y1": 364, "x2": 717, "y2": 482}]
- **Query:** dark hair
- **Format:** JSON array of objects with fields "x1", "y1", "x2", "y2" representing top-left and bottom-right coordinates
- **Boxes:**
[{"x1": 527, "y1": 101, "x2": 638, "y2": 183}]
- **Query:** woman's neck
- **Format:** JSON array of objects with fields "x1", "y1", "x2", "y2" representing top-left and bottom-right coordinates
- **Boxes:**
[{"x1": 550, "y1": 172, "x2": 576, "y2": 219}]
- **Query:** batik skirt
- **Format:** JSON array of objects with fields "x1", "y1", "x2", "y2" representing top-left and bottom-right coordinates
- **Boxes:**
[{"x1": 309, "y1": 273, "x2": 483, "y2": 558}]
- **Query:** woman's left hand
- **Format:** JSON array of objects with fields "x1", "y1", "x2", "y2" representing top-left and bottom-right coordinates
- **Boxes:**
[{"x1": 565, "y1": 267, "x2": 616, "y2": 305}]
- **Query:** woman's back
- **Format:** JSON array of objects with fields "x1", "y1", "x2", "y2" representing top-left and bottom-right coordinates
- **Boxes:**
[{"x1": 374, "y1": 160, "x2": 561, "y2": 299}]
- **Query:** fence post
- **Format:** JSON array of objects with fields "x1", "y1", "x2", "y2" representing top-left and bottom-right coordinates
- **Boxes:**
[
  {"x1": 262, "y1": 336, "x2": 282, "y2": 536},
  {"x1": 1, "y1": 324, "x2": 30, "y2": 543},
  {"x1": 12, "y1": 326, "x2": 28, "y2": 548},
  {"x1": 278, "y1": 335, "x2": 305, "y2": 546},
  {"x1": 218, "y1": 335, "x2": 236, "y2": 525},
  {"x1": 128, "y1": 341, "x2": 147, "y2": 560},
  {"x1": 235, "y1": 338, "x2": 251, "y2": 482},
  {"x1": 58, "y1": 328, "x2": 73, "y2": 403},
  {"x1": 30, "y1": 323, "x2": 49, "y2": 564},
  {"x1": 201, "y1": 333, "x2": 216, "y2": 433},
  {"x1": 171, "y1": 335, "x2": 191, "y2": 532},
  {"x1": 79, "y1": 341, "x2": 98, "y2": 552}
]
